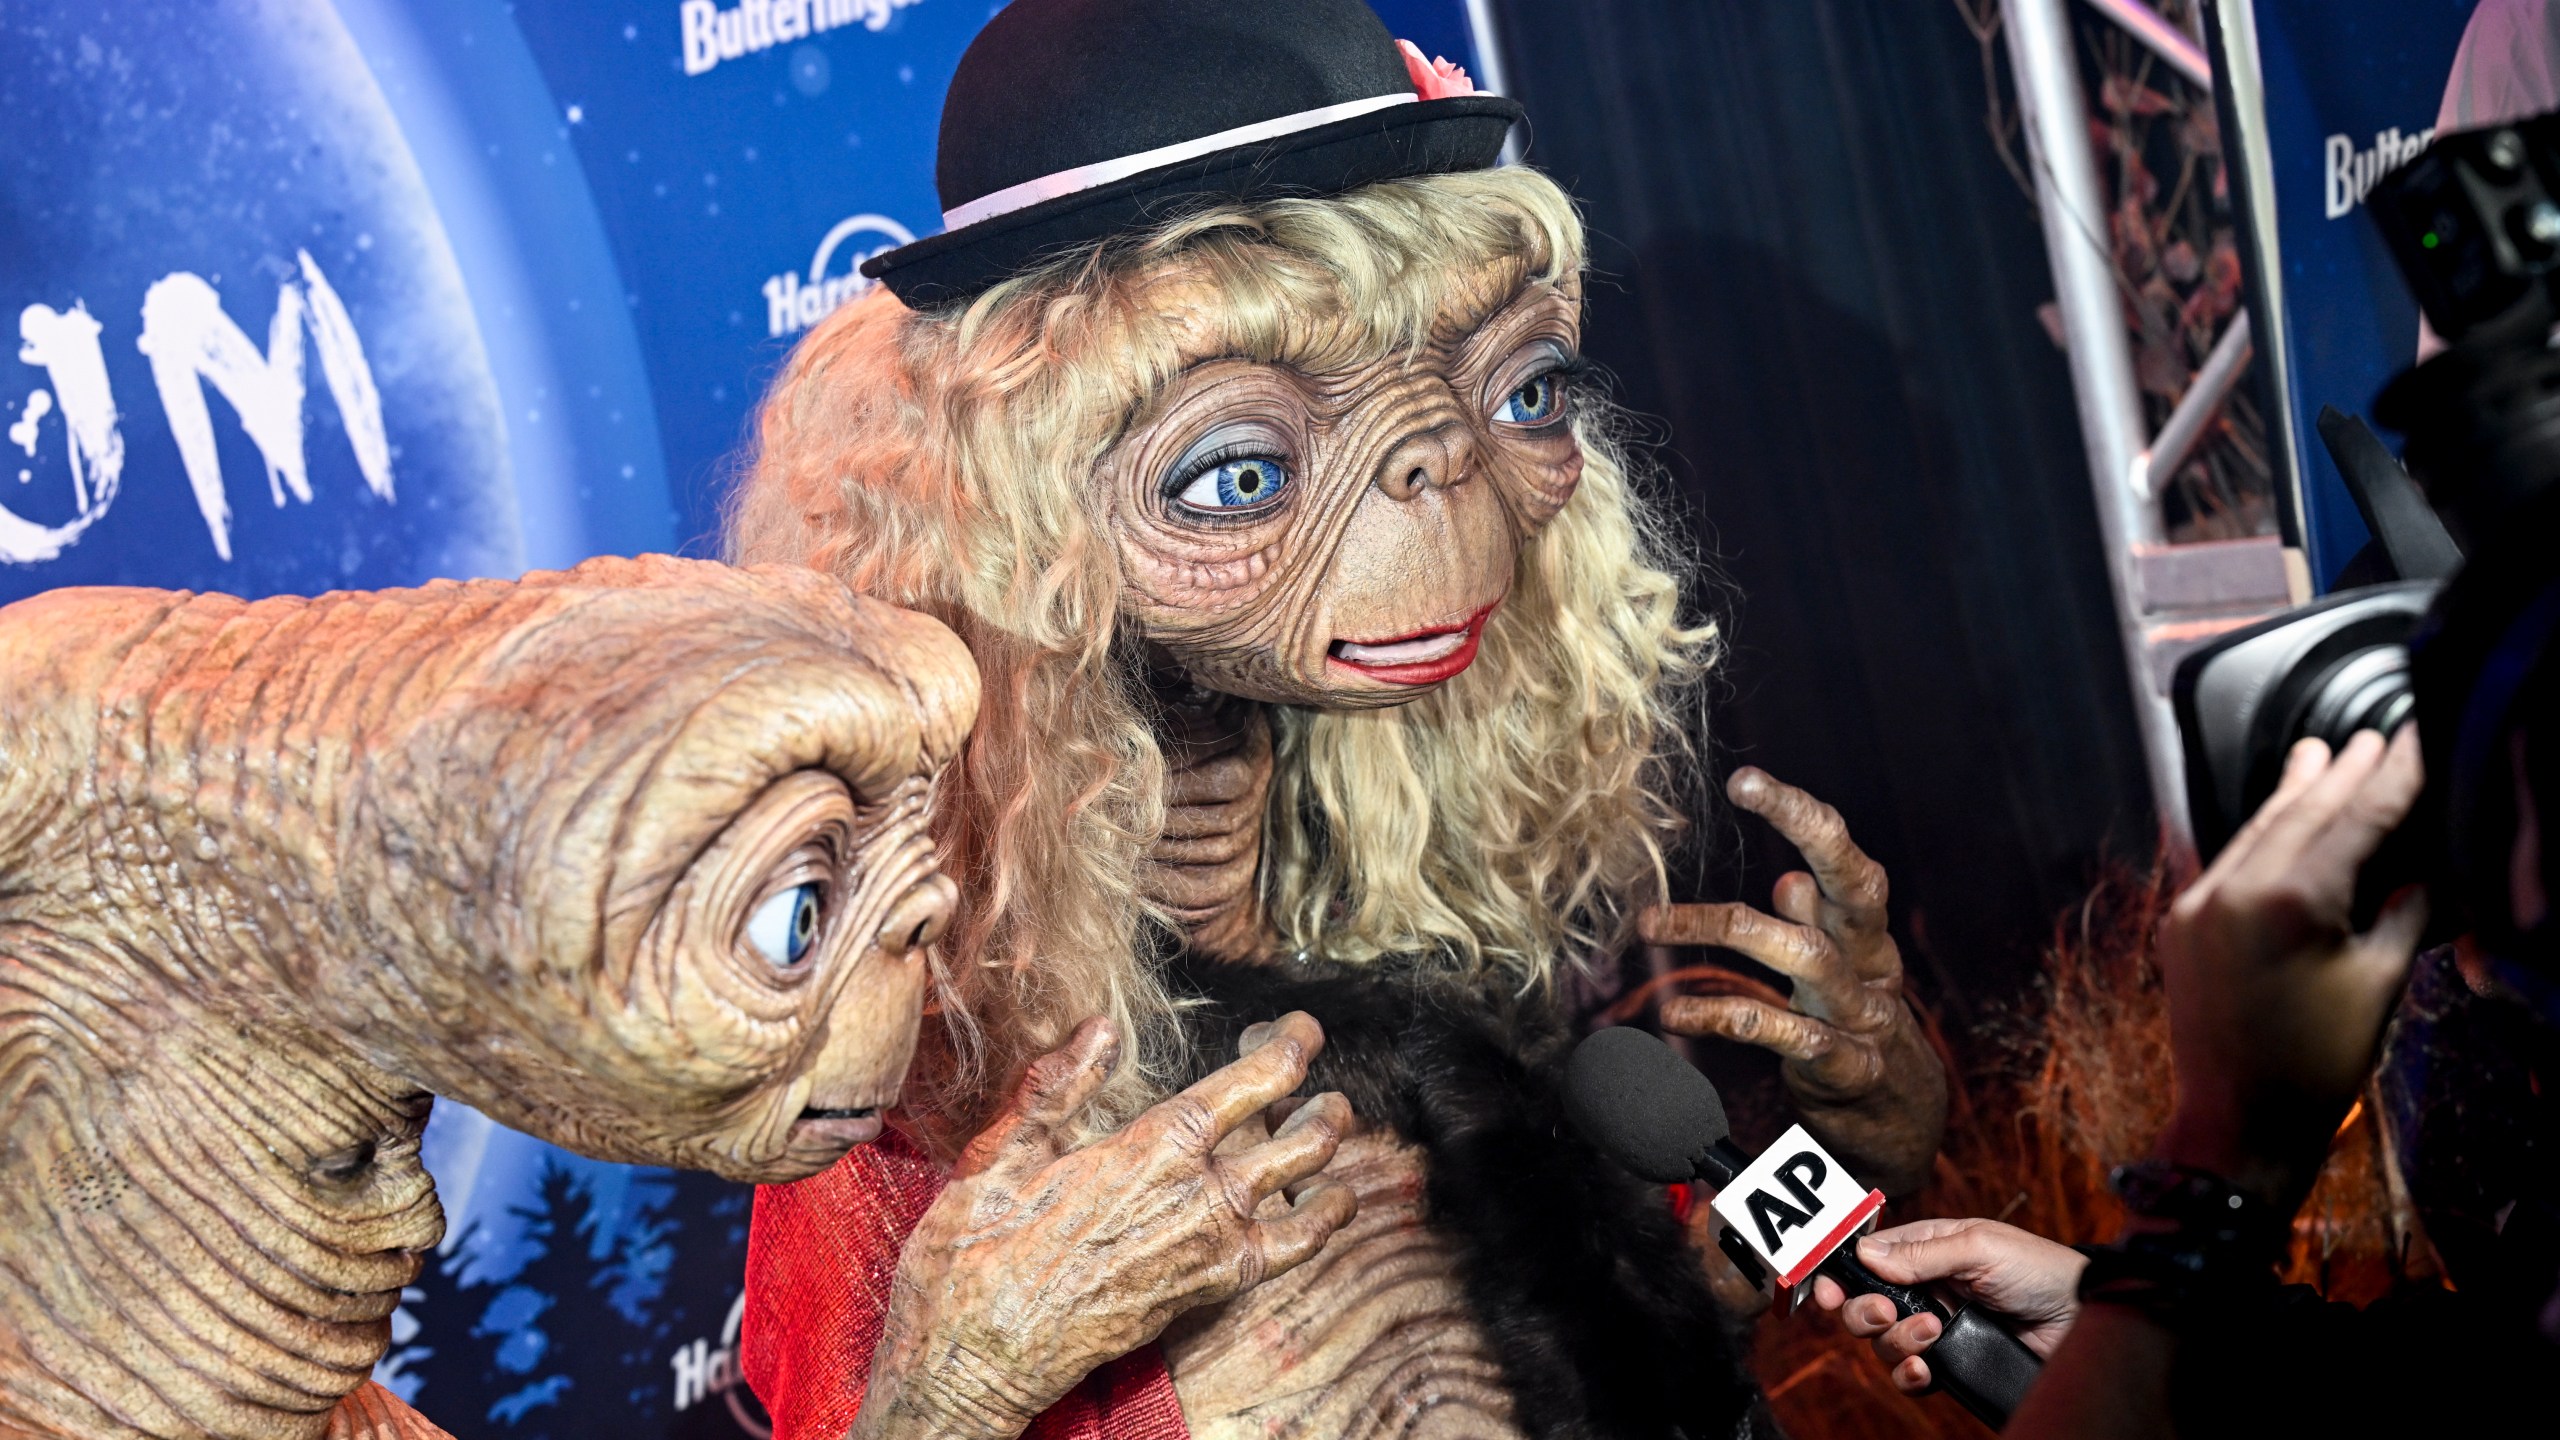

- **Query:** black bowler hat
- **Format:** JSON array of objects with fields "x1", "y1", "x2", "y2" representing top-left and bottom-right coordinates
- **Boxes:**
[{"x1": 861, "y1": 0, "x2": 1525, "y2": 308}]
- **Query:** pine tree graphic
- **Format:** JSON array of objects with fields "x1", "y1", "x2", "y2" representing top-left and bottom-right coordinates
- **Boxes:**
[{"x1": 388, "y1": 1157, "x2": 765, "y2": 1438}]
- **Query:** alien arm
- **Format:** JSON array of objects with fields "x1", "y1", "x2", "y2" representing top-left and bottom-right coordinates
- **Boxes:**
[
  {"x1": 746, "y1": 1018, "x2": 1355, "y2": 1440},
  {"x1": 1643, "y1": 769, "x2": 1950, "y2": 1196}
]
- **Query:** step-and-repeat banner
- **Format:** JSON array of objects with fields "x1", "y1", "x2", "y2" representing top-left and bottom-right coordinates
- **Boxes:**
[
  {"x1": 2220, "y1": 0, "x2": 2524, "y2": 589},
  {"x1": 0, "y1": 2, "x2": 1490, "y2": 1434}
]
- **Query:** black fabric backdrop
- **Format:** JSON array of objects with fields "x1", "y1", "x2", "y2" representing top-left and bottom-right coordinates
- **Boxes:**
[{"x1": 1492, "y1": 0, "x2": 2157, "y2": 1010}]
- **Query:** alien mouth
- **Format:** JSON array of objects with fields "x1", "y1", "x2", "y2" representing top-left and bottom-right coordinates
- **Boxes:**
[
  {"x1": 793, "y1": 1105, "x2": 884, "y2": 1147},
  {"x1": 1327, "y1": 602, "x2": 1500, "y2": 685}
]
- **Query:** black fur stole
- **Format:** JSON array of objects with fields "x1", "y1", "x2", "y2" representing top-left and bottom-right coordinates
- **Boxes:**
[{"x1": 1169, "y1": 949, "x2": 1761, "y2": 1440}]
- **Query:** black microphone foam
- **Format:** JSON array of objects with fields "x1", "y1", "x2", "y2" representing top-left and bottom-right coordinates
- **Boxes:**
[
  {"x1": 1567, "y1": 1028, "x2": 2045, "y2": 1428},
  {"x1": 1562, "y1": 1026, "x2": 1730, "y2": 1184}
]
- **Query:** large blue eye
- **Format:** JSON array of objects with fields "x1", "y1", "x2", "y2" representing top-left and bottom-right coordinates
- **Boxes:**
[
  {"x1": 1495, "y1": 372, "x2": 1565, "y2": 425},
  {"x1": 1174, "y1": 455, "x2": 1291, "y2": 512},
  {"x1": 747, "y1": 882, "x2": 824, "y2": 968}
]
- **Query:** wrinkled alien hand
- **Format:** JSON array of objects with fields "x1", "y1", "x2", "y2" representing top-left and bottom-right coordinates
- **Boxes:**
[
  {"x1": 854, "y1": 1014, "x2": 1359, "y2": 1440},
  {"x1": 1641, "y1": 768, "x2": 1949, "y2": 1196}
]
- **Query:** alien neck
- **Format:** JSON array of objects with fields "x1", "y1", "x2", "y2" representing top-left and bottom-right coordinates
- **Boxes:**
[
  {"x1": 1140, "y1": 682, "x2": 1280, "y2": 965},
  {"x1": 0, "y1": 951, "x2": 440, "y2": 1440}
]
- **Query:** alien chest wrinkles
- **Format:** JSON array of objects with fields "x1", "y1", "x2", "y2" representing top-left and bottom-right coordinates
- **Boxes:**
[{"x1": 1160, "y1": 1132, "x2": 1526, "y2": 1440}]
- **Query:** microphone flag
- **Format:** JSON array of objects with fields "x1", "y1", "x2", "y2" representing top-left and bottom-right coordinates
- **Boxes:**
[{"x1": 1706, "y1": 1123, "x2": 1886, "y2": 1289}]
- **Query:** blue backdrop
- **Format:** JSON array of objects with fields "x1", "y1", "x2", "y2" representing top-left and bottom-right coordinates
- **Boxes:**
[
  {"x1": 2231, "y1": 0, "x2": 2484, "y2": 588},
  {"x1": 0, "y1": 3, "x2": 1491, "y2": 1434}
]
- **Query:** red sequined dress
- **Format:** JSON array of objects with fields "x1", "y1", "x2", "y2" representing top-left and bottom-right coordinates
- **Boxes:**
[{"x1": 741, "y1": 1129, "x2": 1193, "y2": 1440}]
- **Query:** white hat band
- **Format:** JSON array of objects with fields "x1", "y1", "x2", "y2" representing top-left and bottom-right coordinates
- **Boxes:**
[{"x1": 940, "y1": 92, "x2": 1419, "y2": 230}]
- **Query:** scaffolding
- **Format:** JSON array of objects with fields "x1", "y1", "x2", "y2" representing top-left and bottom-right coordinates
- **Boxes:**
[{"x1": 2001, "y1": 0, "x2": 2296, "y2": 846}]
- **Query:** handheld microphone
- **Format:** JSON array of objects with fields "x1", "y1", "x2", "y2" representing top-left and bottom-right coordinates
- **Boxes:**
[{"x1": 1563, "y1": 1027, "x2": 2042, "y2": 1428}]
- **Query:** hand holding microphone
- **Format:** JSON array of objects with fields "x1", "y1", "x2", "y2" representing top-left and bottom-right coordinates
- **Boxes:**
[
  {"x1": 1810, "y1": 1218, "x2": 2086, "y2": 1394},
  {"x1": 1564, "y1": 1026, "x2": 2045, "y2": 1428}
]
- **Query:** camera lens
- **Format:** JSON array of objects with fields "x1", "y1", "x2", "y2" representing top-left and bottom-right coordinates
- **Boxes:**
[
  {"x1": 2482, "y1": 129, "x2": 2528, "y2": 183},
  {"x1": 2507, "y1": 200, "x2": 2560, "y2": 265},
  {"x1": 2296, "y1": 644, "x2": 2417, "y2": 752},
  {"x1": 2174, "y1": 582, "x2": 2438, "y2": 860}
]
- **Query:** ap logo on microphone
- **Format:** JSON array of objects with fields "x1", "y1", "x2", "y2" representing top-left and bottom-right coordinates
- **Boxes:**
[{"x1": 1708, "y1": 1124, "x2": 1885, "y2": 1288}]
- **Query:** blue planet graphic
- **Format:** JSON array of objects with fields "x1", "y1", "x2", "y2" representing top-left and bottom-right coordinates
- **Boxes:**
[{"x1": 0, "y1": 0, "x2": 519, "y2": 603}]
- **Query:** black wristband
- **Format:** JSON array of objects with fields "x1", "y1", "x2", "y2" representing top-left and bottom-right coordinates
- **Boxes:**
[
  {"x1": 2110, "y1": 1161, "x2": 2284, "y2": 1246},
  {"x1": 2074, "y1": 1162, "x2": 2287, "y2": 1327}
]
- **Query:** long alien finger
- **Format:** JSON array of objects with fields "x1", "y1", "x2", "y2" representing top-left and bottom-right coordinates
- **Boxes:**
[
  {"x1": 1243, "y1": 1178, "x2": 1360, "y2": 1285},
  {"x1": 1146, "y1": 1010, "x2": 1327, "y2": 1154},
  {"x1": 1729, "y1": 767, "x2": 1890, "y2": 921},
  {"x1": 1641, "y1": 902, "x2": 1870, "y2": 1022},
  {"x1": 1769, "y1": 868, "x2": 1903, "y2": 982},
  {"x1": 1664, "y1": 995, "x2": 1889, "y2": 1098},
  {"x1": 1660, "y1": 994, "x2": 1839, "y2": 1064},
  {"x1": 955, "y1": 1015, "x2": 1121, "y2": 1179},
  {"x1": 1221, "y1": 1091, "x2": 1352, "y2": 1206},
  {"x1": 1772, "y1": 870, "x2": 1827, "y2": 929},
  {"x1": 1209, "y1": 1022, "x2": 1288, "y2": 1154}
]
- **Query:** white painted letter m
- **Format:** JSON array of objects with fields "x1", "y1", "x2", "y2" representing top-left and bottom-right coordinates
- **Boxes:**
[{"x1": 136, "y1": 250, "x2": 393, "y2": 561}]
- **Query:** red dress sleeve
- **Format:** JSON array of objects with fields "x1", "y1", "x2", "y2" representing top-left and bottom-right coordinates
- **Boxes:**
[{"x1": 741, "y1": 1129, "x2": 1192, "y2": 1440}]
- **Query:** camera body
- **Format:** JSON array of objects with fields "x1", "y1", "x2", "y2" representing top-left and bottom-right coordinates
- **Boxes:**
[
  {"x1": 2172, "y1": 111, "x2": 2560, "y2": 968},
  {"x1": 2366, "y1": 113, "x2": 2560, "y2": 356}
]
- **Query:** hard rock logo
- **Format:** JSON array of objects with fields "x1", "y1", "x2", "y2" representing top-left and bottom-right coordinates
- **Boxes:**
[{"x1": 761, "y1": 214, "x2": 918, "y2": 338}]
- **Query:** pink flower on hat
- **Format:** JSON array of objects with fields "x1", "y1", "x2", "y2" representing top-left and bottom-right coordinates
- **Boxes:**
[{"x1": 1397, "y1": 38, "x2": 1477, "y2": 100}]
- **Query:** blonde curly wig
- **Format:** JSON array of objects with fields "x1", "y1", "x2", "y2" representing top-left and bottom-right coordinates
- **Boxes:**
[{"x1": 727, "y1": 165, "x2": 1714, "y2": 1151}]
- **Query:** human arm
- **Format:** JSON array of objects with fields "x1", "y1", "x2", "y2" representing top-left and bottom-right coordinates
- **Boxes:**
[
  {"x1": 850, "y1": 1013, "x2": 1359, "y2": 1440},
  {"x1": 2004, "y1": 729, "x2": 2428, "y2": 1439},
  {"x1": 2148, "y1": 730, "x2": 2428, "y2": 1209},
  {"x1": 1643, "y1": 767, "x2": 1949, "y2": 1196}
]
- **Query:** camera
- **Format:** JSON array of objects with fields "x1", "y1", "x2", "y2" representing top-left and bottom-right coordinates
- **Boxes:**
[
  {"x1": 2173, "y1": 581, "x2": 2434, "y2": 861},
  {"x1": 2173, "y1": 110, "x2": 2560, "y2": 957}
]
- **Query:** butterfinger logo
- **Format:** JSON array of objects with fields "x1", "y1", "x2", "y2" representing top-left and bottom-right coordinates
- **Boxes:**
[{"x1": 680, "y1": 0, "x2": 927, "y2": 78}]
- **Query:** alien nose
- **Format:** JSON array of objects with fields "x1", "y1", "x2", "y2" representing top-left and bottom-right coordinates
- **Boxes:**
[
  {"x1": 877, "y1": 872, "x2": 957, "y2": 956},
  {"x1": 1374, "y1": 421, "x2": 1480, "y2": 501}
]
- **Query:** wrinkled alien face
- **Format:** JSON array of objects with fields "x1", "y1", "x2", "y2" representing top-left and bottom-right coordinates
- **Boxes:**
[
  {"x1": 623, "y1": 766, "x2": 955, "y2": 1182},
  {"x1": 1104, "y1": 268, "x2": 1585, "y2": 707},
  {"x1": 400, "y1": 567, "x2": 981, "y2": 1187}
]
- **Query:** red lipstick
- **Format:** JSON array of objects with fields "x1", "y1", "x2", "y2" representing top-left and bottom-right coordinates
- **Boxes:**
[{"x1": 1326, "y1": 601, "x2": 1501, "y2": 686}]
